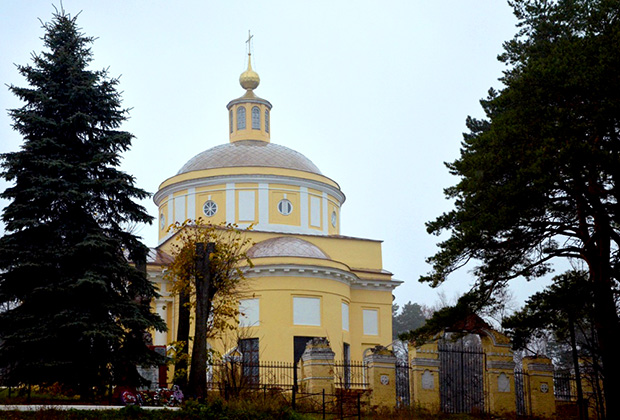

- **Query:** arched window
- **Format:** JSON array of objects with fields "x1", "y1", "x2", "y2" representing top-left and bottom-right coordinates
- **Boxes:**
[
  {"x1": 265, "y1": 110, "x2": 270, "y2": 133},
  {"x1": 237, "y1": 107, "x2": 246, "y2": 130},
  {"x1": 252, "y1": 106, "x2": 260, "y2": 130},
  {"x1": 229, "y1": 109, "x2": 233, "y2": 133}
]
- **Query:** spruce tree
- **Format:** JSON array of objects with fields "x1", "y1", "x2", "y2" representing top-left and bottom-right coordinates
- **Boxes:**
[{"x1": 0, "y1": 9, "x2": 165, "y2": 395}]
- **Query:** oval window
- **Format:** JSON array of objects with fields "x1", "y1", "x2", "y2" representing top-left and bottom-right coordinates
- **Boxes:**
[{"x1": 278, "y1": 199, "x2": 293, "y2": 216}]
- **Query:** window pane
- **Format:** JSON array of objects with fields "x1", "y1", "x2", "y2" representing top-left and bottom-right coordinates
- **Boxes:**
[
  {"x1": 310, "y1": 196, "x2": 321, "y2": 227},
  {"x1": 238, "y1": 190, "x2": 255, "y2": 221},
  {"x1": 342, "y1": 302, "x2": 349, "y2": 331},
  {"x1": 265, "y1": 110, "x2": 270, "y2": 133},
  {"x1": 293, "y1": 297, "x2": 320, "y2": 326},
  {"x1": 363, "y1": 309, "x2": 378, "y2": 335},
  {"x1": 252, "y1": 106, "x2": 260, "y2": 129},
  {"x1": 239, "y1": 298, "x2": 259, "y2": 327},
  {"x1": 237, "y1": 107, "x2": 246, "y2": 130}
]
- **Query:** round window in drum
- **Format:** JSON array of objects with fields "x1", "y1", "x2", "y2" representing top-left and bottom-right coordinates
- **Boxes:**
[
  {"x1": 203, "y1": 200, "x2": 218, "y2": 217},
  {"x1": 278, "y1": 199, "x2": 293, "y2": 216}
]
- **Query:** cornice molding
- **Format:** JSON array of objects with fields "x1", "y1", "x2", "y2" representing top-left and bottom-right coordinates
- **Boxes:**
[
  {"x1": 154, "y1": 173, "x2": 345, "y2": 206},
  {"x1": 244, "y1": 263, "x2": 400, "y2": 291}
]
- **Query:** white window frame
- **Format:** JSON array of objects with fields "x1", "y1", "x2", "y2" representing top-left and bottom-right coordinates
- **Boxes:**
[
  {"x1": 342, "y1": 302, "x2": 349, "y2": 331},
  {"x1": 239, "y1": 298, "x2": 260, "y2": 327},
  {"x1": 363, "y1": 309, "x2": 379, "y2": 336},
  {"x1": 293, "y1": 297, "x2": 321, "y2": 326},
  {"x1": 238, "y1": 190, "x2": 255, "y2": 221}
]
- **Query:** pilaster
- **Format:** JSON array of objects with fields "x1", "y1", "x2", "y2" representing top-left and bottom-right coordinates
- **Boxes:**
[
  {"x1": 522, "y1": 356, "x2": 556, "y2": 418},
  {"x1": 409, "y1": 342, "x2": 440, "y2": 412},
  {"x1": 364, "y1": 346, "x2": 397, "y2": 408}
]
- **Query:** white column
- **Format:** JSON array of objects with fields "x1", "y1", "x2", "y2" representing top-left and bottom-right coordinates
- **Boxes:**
[
  {"x1": 167, "y1": 194, "x2": 174, "y2": 227},
  {"x1": 322, "y1": 192, "x2": 329, "y2": 234},
  {"x1": 154, "y1": 300, "x2": 167, "y2": 345},
  {"x1": 258, "y1": 183, "x2": 269, "y2": 227},
  {"x1": 300, "y1": 187, "x2": 309, "y2": 228},
  {"x1": 226, "y1": 183, "x2": 235, "y2": 223},
  {"x1": 187, "y1": 188, "x2": 196, "y2": 221}
]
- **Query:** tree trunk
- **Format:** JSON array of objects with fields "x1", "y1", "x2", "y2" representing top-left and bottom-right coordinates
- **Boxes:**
[
  {"x1": 587, "y1": 224, "x2": 618, "y2": 420},
  {"x1": 591, "y1": 271, "x2": 618, "y2": 420},
  {"x1": 568, "y1": 314, "x2": 587, "y2": 420},
  {"x1": 187, "y1": 242, "x2": 215, "y2": 400},
  {"x1": 173, "y1": 286, "x2": 190, "y2": 390}
]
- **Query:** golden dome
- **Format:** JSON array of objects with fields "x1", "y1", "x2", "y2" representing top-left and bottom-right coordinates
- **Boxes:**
[{"x1": 239, "y1": 53, "x2": 260, "y2": 90}]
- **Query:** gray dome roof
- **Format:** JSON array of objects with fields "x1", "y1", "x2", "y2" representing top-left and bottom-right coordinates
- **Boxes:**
[
  {"x1": 247, "y1": 237, "x2": 329, "y2": 259},
  {"x1": 177, "y1": 140, "x2": 322, "y2": 175}
]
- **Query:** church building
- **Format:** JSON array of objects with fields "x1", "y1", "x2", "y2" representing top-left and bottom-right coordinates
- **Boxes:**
[{"x1": 146, "y1": 49, "x2": 401, "y2": 365}]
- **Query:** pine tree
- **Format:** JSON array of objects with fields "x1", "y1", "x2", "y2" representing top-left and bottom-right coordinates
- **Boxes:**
[
  {"x1": 420, "y1": 0, "x2": 620, "y2": 415},
  {"x1": 0, "y1": 9, "x2": 165, "y2": 395}
]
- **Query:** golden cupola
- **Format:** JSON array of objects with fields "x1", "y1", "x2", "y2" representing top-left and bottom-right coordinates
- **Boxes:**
[{"x1": 227, "y1": 53, "x2": 272, "y2": 143}]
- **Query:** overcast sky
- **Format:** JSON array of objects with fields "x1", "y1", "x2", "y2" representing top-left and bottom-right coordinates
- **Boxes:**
[{"x1": 0, "y1": 1, "x2": 554, "y2": 311}]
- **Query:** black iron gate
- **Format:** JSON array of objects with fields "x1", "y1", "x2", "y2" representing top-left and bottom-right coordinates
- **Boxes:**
[
  {"x1": 438, "y1": 336, "x2": 485, "y2": 414},
  {"x1": 514, "y1": 368, "x2": 528, "y2": 416},
  {"x1": 395, "y1": 358, "x2": 410, "y2": 407}
]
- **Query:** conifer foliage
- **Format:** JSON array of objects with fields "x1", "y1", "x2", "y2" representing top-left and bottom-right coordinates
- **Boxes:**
[
  {"x1": 0, "y1": 9, "x2": 165, "y2": 394},
  {"x1": 420, "y1": 0, "x2": 620, "y2": 416}
]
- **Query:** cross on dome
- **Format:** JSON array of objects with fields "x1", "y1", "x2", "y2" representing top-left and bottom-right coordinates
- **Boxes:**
[{"x1": 240, "y1": 30, "x2": 260, "y2": 91}]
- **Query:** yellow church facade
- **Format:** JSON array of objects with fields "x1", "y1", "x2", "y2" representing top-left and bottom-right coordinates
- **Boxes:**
[{"x1": 146, "y1": 52, "x2": 401, "y2": 365}]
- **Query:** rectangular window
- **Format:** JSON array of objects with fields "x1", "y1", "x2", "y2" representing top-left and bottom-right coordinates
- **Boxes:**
[
  {"x1": 174, "y1": 196, "x2": 185, "y2": 223},
  {"x1": 310, "y1": 196, "x2": 321, "y2": 227},
  {"x1": 363, "y1": 309, "x2": 379, "y2": 336},
  {"x1": 238, "y1": 338, "x2": 259, "y2": 385},
  {"x1": 239, "y1": 298, "x2": 259, "y2": 327},
  {"x1": 342, "y1": 302, "x2": 349, "y2": 331},
  {"x1": 238, "y1": 190, "x2": 255, "y2": 221},
  {"x1": 293, "y1": 297, "x2": 321, "y2": 326}
]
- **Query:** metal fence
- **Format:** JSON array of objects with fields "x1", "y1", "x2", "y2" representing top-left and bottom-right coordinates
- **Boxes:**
[
  {"x1": 333, "y1": 360, "x2": 368, "y2": 389},
  {"x1": 207, "y1": 360, "x2": 296, "y2": 392},
  {"x1": 514, "y1": 368, "x2": 529, "y2": 416},
  {"x1": 395, "y1": 359, "x2": 411, "y2": 407},
  {"x1": 553, "y1": 371, "x2": 577, "y2": 402}
]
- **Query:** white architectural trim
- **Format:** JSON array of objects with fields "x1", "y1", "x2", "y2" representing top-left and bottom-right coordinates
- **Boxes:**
[
  {"x1": 300, "y1": 187, "x2": 309, "y2": 228},
  {"x1": 322, "y1": 192, "x2": 328, "y2": 235},
  {"x1": 154, "y1": 174, "x2": 345, "y2": 206},
  {"x1": 258, "y1": 183, "x2": 269, "y2": 225},
  {"x1": 244, "y1": 263, "x2": 401, "y2": 291},
  {"x1": 226, "y1": 183, "x2": 235, "y2": 223}
]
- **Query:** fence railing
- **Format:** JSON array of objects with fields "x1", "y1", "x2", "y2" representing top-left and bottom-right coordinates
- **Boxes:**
[
  {"x1": 207, "y1": 360, "x2": 296, "y2": 391},
  {"x1": 333, "y1": 360, "x2": 368, "y2": 389},
  {"x1": 553, "y1": 371, "x2": 577, "y2": 402},
  {"x1": 206, "y1": 359, "x2": 369, "y2": 392}
]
